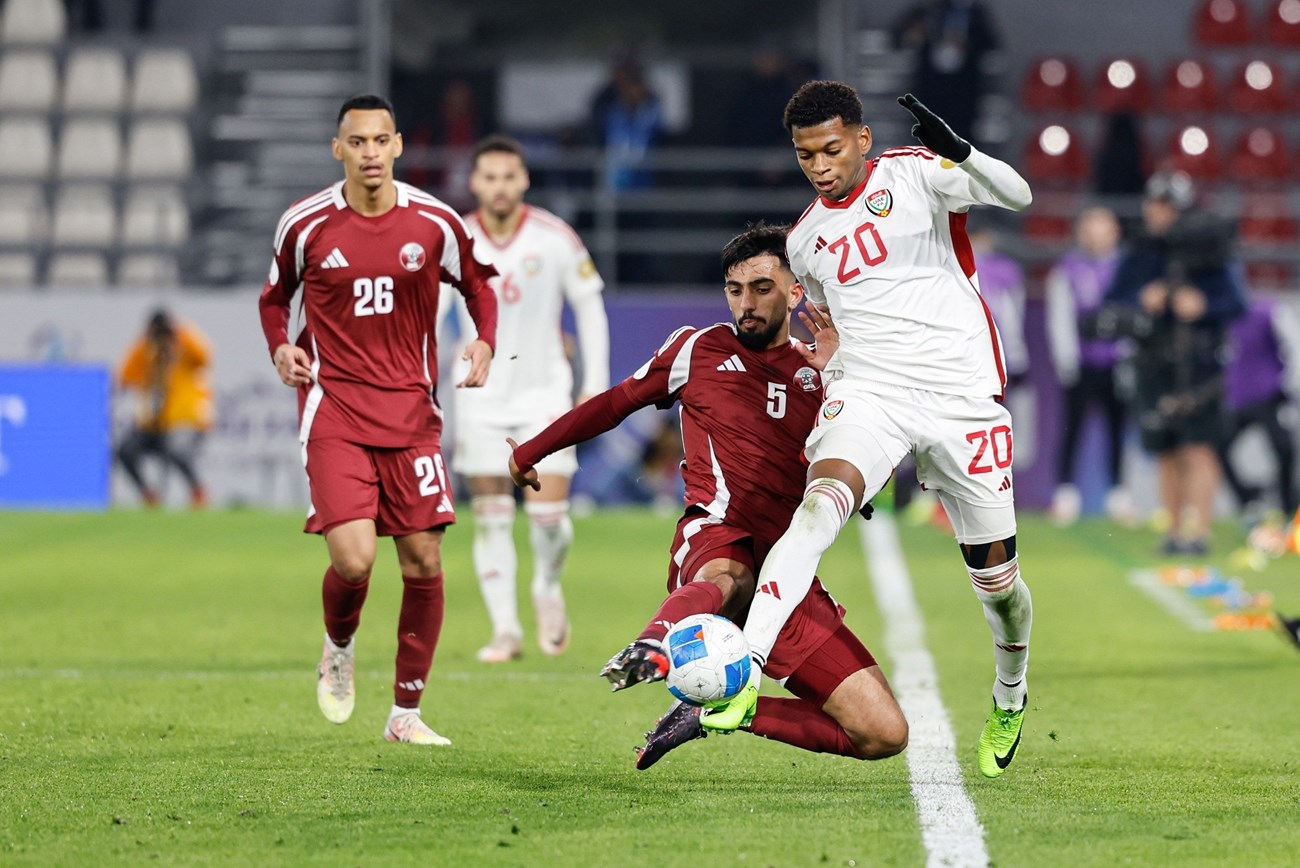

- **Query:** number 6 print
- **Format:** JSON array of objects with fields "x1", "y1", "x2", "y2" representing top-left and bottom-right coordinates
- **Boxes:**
[{"x1": 966, "y1": 425, "x2": 1013, "y2": 475}]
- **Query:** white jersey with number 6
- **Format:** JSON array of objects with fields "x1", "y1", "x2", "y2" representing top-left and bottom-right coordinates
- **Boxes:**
[{"x1": 788, "y1": 146, "x2": 1011, "y2": 400}]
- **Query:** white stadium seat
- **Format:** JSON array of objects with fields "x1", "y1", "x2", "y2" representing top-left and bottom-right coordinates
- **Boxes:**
[
  {"x1": 0, "y1": 0, "x2": 66, "y2": 45},
  {"x1": 0, "y1": 185, "x2": 47, "y2": 245},
  {"x1": 56, "y1": 118, "x2": 122, "y2": 179},
  {"x1": 0, "y1": 117, "x2": 53, "y2": 179},
  {"x1": 0, "y1": 50, "x2": 58, "y2": 111},
  {"x1": 120, "y1": 186, "x2": 189, "y2": 247},
  {"x1": 131, "y1": 49, "x2": 198, "y2": 113},
  {"x1": 124, "y1": 119, "x2": 192, "y2": 180},
  {"x1": 62, "y1": 48, "x2": 127, "y2": 113},
  {"x1": 46, "y1": 252, "x2": 108, "y2": 289},
  {"x1": 51, "y1": 185, "x2": 116, "y2": 247},
  {"x1": 116, "y1": 253, "x2": 179, "y2": 288},
  {"x1": 0, "y1": 252, "x2": 37, "y2": 288}
]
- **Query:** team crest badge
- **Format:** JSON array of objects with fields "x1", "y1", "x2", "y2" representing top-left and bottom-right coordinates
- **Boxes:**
[
  {"x1": 794, "y1": 366, "x2": 820, "y2": 392},
  {"x1": 523, "y1": 254, "x2": 542, "y2": 276},
  {"x1": 399, "y1": 242, "x2": 426, "y2": 272},
  {"x1": 866, "y1": 189, "x2": 893, "y2": 217},
  {"x1": 822, "y1": 399, "x2": 844, "y2": 420}
]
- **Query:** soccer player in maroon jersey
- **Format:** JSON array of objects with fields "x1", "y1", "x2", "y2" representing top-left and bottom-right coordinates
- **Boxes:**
[
  {"x1": 258, "y1": 94, "x2": 500, "y2": 746},
  {"x1": 508, "y1": 223, "x2": 907, "y2": 769}
]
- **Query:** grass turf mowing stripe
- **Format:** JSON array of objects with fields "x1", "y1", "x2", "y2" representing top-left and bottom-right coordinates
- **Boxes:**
[
  {"x1": 1127, "y1": 569, "x2": 1216, "y2": 632},
  {"x1": 859, "y1": 514, "x2": 988, "y2": 868}
]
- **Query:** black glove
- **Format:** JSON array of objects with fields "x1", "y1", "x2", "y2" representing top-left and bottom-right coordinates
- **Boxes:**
[
  {"x1": 896, "y1": 93, "x2": 972, "y2": 163},
  {"x1": 858, "y1": 501, "x2": 874, "y2": 521}
]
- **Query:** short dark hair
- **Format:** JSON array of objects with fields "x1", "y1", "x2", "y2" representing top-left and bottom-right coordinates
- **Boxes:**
[
  {"x1": 337, "y1": 93, "x2": 396, "y2": 127},
  {"x1": 722, "y1": 221, "x2": 791, "y2": 278},
  {"x1": 783, "y1": 80, "x2": 863, "y2": 132},
  {"x1": 471, "y1": 134, "x2": 527, "y2": 170}
]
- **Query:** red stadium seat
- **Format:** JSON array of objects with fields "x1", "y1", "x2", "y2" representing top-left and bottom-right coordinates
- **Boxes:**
[
  {"x1": 1228, "y1": 126, "x2": 1290, "y2": 183},
  {"x1": 1245, "y1": 262, "x2": 1295, "y2": 289},
  {"x1": 1022, "y1": 212, "x2": 1073, "y2": 243},
  {"x1": 1227, "y1": 59, "x2": 1288, "y2": 113},
  {"x1": 1239, "y1": 194, "x2": 1298, "y2": 243},
  {"x1": 1021, "y1": 56, "x2": 1083, "y2": 112},
  {"x1": 1022, "y1": 124, "x2": 1089, "y2": 186},
  {"x1": 1093, "y1": 58, "x2": 1151, "y2": 113},
  {"x1": 1167, "y1": 124, "x2": 1222, "y2": 180},
  {"x1": 1263, "y1": 0, "x2": 1300, "y2": 46},
  {"x1": 1193, "y1": 0, "x2": 1252, "y2": 45},
  {"x1": 1161, "y1": 58, "x2": 1220, "y2": 113}
]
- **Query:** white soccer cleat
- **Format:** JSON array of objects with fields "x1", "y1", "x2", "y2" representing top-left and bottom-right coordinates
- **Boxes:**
[
  {"x1": 316, "y1": 634, "x2": 355, "y2": 724},
  {"x1": 534, "y1": 592, "x2": 570, "y2": 657},
  {"x1": 384, "y1": 709, "x2": 451, "y2": 746},
  {"x1": 476, "y1": 632, "x2": 523, "y2": 663}
]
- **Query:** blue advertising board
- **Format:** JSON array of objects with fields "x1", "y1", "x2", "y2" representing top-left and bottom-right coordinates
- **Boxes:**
[{"x1": 0, "y1": 365, "x2": 111, "y2": 509}]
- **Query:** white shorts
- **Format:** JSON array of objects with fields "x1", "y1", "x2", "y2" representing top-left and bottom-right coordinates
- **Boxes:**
[
  {"x1": 452, "y1": 408, "x2": 577, "y2": 479},
  {"x1": 804, "y1": 380, "x2": 1017, "y2": 544}
]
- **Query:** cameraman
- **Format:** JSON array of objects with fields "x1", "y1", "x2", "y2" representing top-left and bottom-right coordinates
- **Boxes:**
[{"x1": 1100, "y1": 170, "x2": 1246, "y2": 555}]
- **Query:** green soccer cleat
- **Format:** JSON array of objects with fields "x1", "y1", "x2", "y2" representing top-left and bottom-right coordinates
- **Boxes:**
[
  {"x1": 699, "y1": 665, "x2": 760, "y2": 733},
  {"x1": 978, "y1": 695, "x2": 1026, "y2": 778}
]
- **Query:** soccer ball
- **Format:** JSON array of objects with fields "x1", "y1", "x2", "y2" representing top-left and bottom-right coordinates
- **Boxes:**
[{"x1": 664, "y1": 613, "x2": 751, "y2": 707}]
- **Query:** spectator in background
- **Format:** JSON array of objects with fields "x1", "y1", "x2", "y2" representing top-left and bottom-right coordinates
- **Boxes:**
[
  {"x1": 1093, "y1": 113, "x2": 1147, "y2": 197},
  {"x1": 116, "y1": 309, "x2": 212, "y2": 508},
  {"x1": 1046, "y1": 206, "x2": 1130, "y2": 525},
  {"x1": 892, "y1": 0, "x2": 1000, "y2": 146},
  {"x1": 589, "y1": 59, "x2": 664, "y2": 192},
  {"x1": 730, "y1": 40, "x2": 799, "y2": 149},
  {"x1": 1218, "y1": 294, "x2": 1297, "y2": 521},
  {"x1": 1099, "y1": 171, "x2": 1247, "y2": 555}
]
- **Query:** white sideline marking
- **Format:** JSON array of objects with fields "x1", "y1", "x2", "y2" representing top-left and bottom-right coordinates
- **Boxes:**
[
  {"x1": 859, "y1": 514, "x2": 988, "y2": 868},
  {"x1": 1127, "y1": 569, "x2": 1216, "y2": 632},
  {"x1": 0, "y1": 668, "x2": 594, "y2": 683}
]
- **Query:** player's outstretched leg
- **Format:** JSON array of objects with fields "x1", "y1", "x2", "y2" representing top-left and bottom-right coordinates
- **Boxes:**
[
  {"x1": 472, "y1": 496, "x2": 523, "y2": 662},
  {"x1": 385, "y1": 571, "x2": 450, "y2": 746},
  {"x1": 527, "y1": 500, "x2": 573, "y2": 656},
  {"x1": 600, "y1": 581, "x2": 726, "y2": 691},
  {"x1": 600, "y1": 640, "x2": 669, "y2": 691},
  {"x1": 636, "y1": 701, "x2": 707, "y2": 770}
]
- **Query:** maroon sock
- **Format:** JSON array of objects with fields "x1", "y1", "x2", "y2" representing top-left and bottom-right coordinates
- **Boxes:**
[
  {"x1": 322, "y1": 566, "x2": 369, "y2": 645},
  {"x1": 394, "y1": 573, "x2": 445, "y2": 709},
  {"x1": 636, "y1": 581, "x2": 726, "y2": 644},
  {"x1": 747, "y1": 696, "x2": 864, "y2": 759}
]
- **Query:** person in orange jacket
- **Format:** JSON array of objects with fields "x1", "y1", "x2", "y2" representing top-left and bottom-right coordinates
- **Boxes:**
[{"x1": 116, "y1": 308, "x2": 213, "y2": 507}]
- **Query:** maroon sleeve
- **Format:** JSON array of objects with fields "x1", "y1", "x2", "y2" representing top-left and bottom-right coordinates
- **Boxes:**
[
  {"x1": 458, "y1": 274, "x2": 499, "y2": 352},
  {"x1": 257, "y1": 221, "x2": 303, "y2": 357},
  {"x1": 440, "y1": 213, "x2": 500, "y2": 351},
  {"x1": 512, "y1": 386, "x2": 644, "y2": 472}
]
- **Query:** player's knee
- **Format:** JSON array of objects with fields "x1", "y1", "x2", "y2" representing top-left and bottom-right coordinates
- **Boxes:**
[
  {"x1": 401, "y1": 549, "x2": 442, "y2": 578},
  {"x1": 472, "y1": 495, "x2": 516, "y2": 535},
  {"x1": 331, "y1": 555, "x2": 373, "y2": 583},
  {"x1": 961, "y1": 534, "x2": 1017, "y2": 569},
  {"x1": 848, "y1": 712, "x2": 909, "y2": 760}
]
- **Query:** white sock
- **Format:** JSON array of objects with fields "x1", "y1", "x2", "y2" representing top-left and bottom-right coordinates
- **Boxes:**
[
  {"x1": 744, "y1": 477, "x2": 855, "y2": 667},
  {"x1": 968, "y1": 555, "x2": 1032, "y2": 710},
  {"x1": 472, "y1": 495, "x2": 521, "y2": 637},
  {"x1": 526, "y1": 500, "x2": 573, "y2": 601},
  {"x1": 388, "y1": 704, "x2": 419, "y2": 720}
]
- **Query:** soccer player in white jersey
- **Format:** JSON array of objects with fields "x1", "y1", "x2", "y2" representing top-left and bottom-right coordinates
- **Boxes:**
[
  {"x1": 444, "y1": 135, "x2": 609, "y2": 663},
  {"x1": 699, "y1": 82, "x2": 1035, "y2": 779}
]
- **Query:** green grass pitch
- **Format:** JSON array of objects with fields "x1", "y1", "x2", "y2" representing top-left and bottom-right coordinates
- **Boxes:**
[{"x1": 2, "y1": 508, "x2": 1298, "y2": 865}]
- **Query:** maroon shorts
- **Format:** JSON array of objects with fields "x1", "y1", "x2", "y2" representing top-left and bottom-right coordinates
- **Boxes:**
[
  {"x1": 304, "y1": 438, "x2": 456, "y2": 537},
  {"x1": 666, "y1": 510, "x2": 873, "y2": 702}
]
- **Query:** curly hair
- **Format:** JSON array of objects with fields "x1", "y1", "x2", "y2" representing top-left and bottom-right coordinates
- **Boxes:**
[
  {"x1": 721, "y1": 221, "x2": 791, "y2": 278},
  {"x1": 782, "y1": 80, "x2": 863, "y2": 132}
]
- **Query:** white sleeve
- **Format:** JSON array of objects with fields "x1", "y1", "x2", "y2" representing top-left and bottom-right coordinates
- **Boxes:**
[
  {"x1": 787, "y1": 239, "x2": 825, "y2": 305},
  {"x1": 928, "y1": 145, "x2": 1033, "y2": 213},
  {"x1": 1045, "y1": 267, "x2": 1081, "y2": 386},
  {"x1": 570, "y1": 290, "x2": 610, "y2": 396}
]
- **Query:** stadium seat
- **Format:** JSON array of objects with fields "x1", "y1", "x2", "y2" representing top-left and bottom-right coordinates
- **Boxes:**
[
  {"x1": 0, "y1": 252, "x2": 37, "y2": 288},
  {"x1": 1021, "y1": 56, "x2": 1083, "y2": 113},
  {"x1": 1021, "y1": 212, "x2": 1074, "y2": 243},
  {"x1": 1228, "y1": 60, "x2": 1288, "y2": 113},
  {"x1": 1161, "y1": 59, "x2": 1219, "y2": 113},
  {"x1": 1238, "y1": 194, "x2": 1298, "y2": 243},
  {"x1": 120, "y1": 186, "x2": 189, "y2": 247},
  {"x1": 61, "y1": 48, "x2": 127, "y2": 113},
  {"x1": 124, "y1": 119, "x2": 193, "y2": 180},
  {"x1": 1263, "y1": 0, "x2": 1300, "y2": 45},
  {"x1": 0, "y1": 117, "x2": 53, "y2": 179},
  {"x1": 1093, "y1": 58, "x2": 1150, "y2": 113},
  {"x1": 1022, "y1": 124, "x2": 1089, "y2": 185},
  {"x1": 1228, "y1": 126, "x2": 1289, "y2": 183},
  {"x1": 0, "y1": 50, "x2": 57, "y2": 111},
  {"x1": 0, "y1": 185, "x2": 47, "y2": 245},
  {"x1": 46, "y1": 252, "x2": 108, "y2": 289},
  {"x1": 0, "y1": 0, "x2": 65, "y2": 44},
  {"x1": 1245, "y1": 261, "x2": 1295, "y2": 289},
  {"x1": 1193, "y1": 0, "x2": 1252, "y2": 45},
  {"x1": 117, "y1": 253, "x2": 179, "y2": 288},
  {"x1": 1167, "y1": 124, "x2": 1223, "y2": 180},
  {"x1": 51, "y1": 185, "x2": 116, "y2": 248},
  {"x1": 55, "y1": 118, "x2": 122, "y2": 180},
  {"x1": 130, "y1": 49, "x2": 198, "y2": 114}
]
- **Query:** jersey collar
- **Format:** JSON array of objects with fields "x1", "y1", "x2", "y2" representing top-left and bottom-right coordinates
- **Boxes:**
[{"x1": 819, "y1": 160, "x2": 875, "y2": 210}]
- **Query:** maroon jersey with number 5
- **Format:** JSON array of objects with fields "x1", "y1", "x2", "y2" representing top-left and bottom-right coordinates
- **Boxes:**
[{"x1": 258, "y1": 180, "x2": 499, "y2": 448}]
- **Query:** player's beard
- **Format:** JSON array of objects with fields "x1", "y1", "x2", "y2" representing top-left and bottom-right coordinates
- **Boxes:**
[{"x1": 735, "y1": 315, "x2": 783, "y2": 350}]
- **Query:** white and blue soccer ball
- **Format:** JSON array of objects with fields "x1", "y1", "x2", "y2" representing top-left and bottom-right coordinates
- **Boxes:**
[{"x1": 664, "y1": 613, "x2": 751, "y2": 707}]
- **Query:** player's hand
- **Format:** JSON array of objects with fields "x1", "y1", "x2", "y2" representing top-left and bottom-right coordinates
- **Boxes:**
[
  {"x1": 1139, "y1": 281, "x2": 1169, "y2": 315},
  {"x1": 1171, "y1": 285, "x2": 1207, "y2": 322},
  {"x1": 795, "y1": 303, "x2": 839, "y2": 371},
  {"x1": 897, "y1": 93, "x2": 972, "y2": 163},
  {"x1": 506, "y1": 437, "x2": 541, "y2": 491},
  {"x1": 272, "y1": 343, "x2": 313, "y2": 387},
  {"x1": 458, "y1": 339, "x2": 493, "y2": 388}
]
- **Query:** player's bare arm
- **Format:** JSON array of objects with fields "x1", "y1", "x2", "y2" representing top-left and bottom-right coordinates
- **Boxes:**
[
  {"x1": 457, "y1": 338, "x2": 494, "y2": 388},
  {"x1": 272, "y1": 343, "x2": 313, "y2": 387}
]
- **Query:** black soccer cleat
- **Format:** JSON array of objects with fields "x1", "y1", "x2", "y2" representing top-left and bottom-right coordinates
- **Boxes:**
[
  {"x1": 1277, "y1": 613, "x2": 1300, "y2": 652},
  {"x1": 635, "y1": 700, "x2": 706, "y2": 771},
  {"x1": 599, "y1": 640, "x2": 669, "y2": 692}
]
